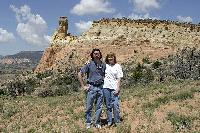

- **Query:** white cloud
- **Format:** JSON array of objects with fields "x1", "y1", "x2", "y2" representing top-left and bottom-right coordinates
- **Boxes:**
[
  {"x1": 128, "y1": 13, "x2": 157, "y2": 19},
  {"x1": 113, "y1": 13, "x2": 123, "y2": 18},
  {"x1": 177, "y1": 16, "x2": 193, "y2": 23},
  {"x1": 10, "y1": 5, "x2": 50, "y2": 46},
  {"x1": 0, "y1": 28, "x2": 15, "y2": 43},
  {"x1": 113, "y1": 12, "x2": 157, "y2": 20},
  {"x1": 71, "y1": 0, "x2": 115, "y2": 15},
  {"x1": 130, "y1": 0, "x2": 160, "y2": 13},
  {"x1": 125, "y1": 0, "x2": 161, "y2": 21},
  {"x1": 75, "y1": 21, "x2": 93, "y2": 33}
]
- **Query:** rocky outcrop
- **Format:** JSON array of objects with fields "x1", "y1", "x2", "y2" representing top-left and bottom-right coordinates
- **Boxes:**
[{"x1": 35, "y1": 17, "x2": 200, "y2": 73}]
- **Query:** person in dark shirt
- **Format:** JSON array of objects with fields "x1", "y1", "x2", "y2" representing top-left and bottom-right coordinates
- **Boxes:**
[{"x1": 78, "y1": 48, "x2": 106, "y2": 129}]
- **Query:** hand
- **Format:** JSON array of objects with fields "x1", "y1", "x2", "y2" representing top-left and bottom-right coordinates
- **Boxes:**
[
  {"x1": 114, "y1": 89, "x2": 120, "y2": 95},
  {"x1": 82, "y1": 85, "x2": 90, "y2": 91}
]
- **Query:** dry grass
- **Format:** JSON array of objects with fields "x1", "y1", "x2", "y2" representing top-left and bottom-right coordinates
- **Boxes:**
[{"x1": 0, "y1": 80, "x2": 200, "y2": 133}]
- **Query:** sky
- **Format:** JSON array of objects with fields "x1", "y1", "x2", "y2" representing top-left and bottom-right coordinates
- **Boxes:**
[{"x1": 0, "y1": 0, "x2": 200, "y2": 55}]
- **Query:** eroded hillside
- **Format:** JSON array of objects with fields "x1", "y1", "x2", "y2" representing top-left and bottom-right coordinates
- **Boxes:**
[{"x1": 35, "y1": 17, "x2": 200, "y2": 73}]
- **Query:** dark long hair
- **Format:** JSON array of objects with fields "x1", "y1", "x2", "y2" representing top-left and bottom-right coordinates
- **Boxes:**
[{"x1": 90, "y1": 48, "x2": 102, "y2": 60}]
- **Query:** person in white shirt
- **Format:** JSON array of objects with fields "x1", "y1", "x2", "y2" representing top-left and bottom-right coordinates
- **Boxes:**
[{"x1": 103, "y1": 52, "x2": 123, "y2": 127}]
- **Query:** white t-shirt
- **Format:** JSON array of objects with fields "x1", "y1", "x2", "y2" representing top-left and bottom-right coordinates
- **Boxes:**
[{"x1": 103, "y1": 63, "x2": 123, "y2": 90}]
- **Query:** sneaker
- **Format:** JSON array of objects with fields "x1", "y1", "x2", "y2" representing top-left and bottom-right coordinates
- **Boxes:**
[
  {"x1": 86, "y1": 123, "x2": 91, "y2": 129},
  {"x1": 107, "y1": 123, "x2": 112, "y2": 128},
  {"x1": 113, "y1": 123, "x2": 120, "y2": 127},
  {"x1": 95, "y1": 124, "x2": 102, "y2": 129}
]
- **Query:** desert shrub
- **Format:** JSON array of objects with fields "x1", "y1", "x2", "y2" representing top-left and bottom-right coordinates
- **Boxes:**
[
  {"x1": 37, "y1": 89, "x2": 54, "y2": 97},
  {"x1": 37, "y1": 68, "x2": 80, "y2": 97},
  {"x1": 4, "y1": 76, "x2": 39, "y2": 96},
  {"x1": 2, "y1": 103, "x2": 19, "y2": 119},
  {"x1": 4, "y1": 67, "x2": 80, "y2": 97},
  {"x1": 36, "y1": 70, "x2": 53, "y2": 80},
  {"x1": 142, "y1": 57, "x2": 151, "y2": 64},
  {"x1": 123, "y1": 63, "x2": 154, "y2": 86},
  {"x1": 172, "y1": 91, "x2": 194, "y2": 101},
  {"x1": 0, "y1": 101, "x2": 3, "y2": 113},
  {"x1": 167, "y1": 112, "x2": 192, "y2": 131},
  {"x1": 6, "y1": 80, "x2": 26, "y2": 97},
  {"x1": 131, "y1": 63, "x2": 144, "y2": 82},
  {"x1": 0, "y1": 87, "x2": 6, "y2": 95},
  {"x1": 24, "y1": 77, "x2": 39, "y2": 94},
  {"x1": 152, "y1": 60, "x2": 162, "y2": 69}
]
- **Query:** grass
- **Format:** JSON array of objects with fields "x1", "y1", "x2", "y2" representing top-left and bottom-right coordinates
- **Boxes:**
[
  {"x1": 0, "y1": 80, "x2": 199, "y2": 133},
  {"x1": 167, "y1": 112, "x2": 193, "y2": 131}
]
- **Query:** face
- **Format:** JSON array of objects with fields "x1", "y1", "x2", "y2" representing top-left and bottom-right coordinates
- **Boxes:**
[
  {"x1": 93, "y1": 51, "x2": 101, "y2": 60},
  {"x1": 108, "y1": 57, "x2": 115, "y2": 65}
]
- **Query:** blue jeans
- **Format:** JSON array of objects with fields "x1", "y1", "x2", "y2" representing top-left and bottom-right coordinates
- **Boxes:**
[
  {"x1": 103, "y1": 88, "x2": 121, "y2": 124},
  {"x1": 85, "y1": 85, "x2": 103, "y2": 125}
]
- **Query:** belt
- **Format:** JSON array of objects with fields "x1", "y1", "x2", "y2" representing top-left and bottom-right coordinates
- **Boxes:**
[{"x1": 88, "y1": 82, "x2": 103, "y2": 87}]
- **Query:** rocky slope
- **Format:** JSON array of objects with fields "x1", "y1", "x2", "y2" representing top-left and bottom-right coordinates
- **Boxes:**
[
  {"x1": 35, "y1": 17, "x2": 200, "y2": 73},
  {"x1": 0, "y1": 51, "x2": 43, "y2": 65},
  {"x1": 0, "y1": 51, "x2": 43, "y2": 74}
]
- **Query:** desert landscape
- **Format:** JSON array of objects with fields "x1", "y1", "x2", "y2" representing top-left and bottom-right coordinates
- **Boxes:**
[
  {"x1": 0, "y1": 16, "x2": 200, "y2": 132},
  {"x1": 1, "y1": 0, "x2": 200, "y2": 132}
]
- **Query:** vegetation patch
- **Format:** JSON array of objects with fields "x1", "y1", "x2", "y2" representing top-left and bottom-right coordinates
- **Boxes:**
[
  {"x1": 142, "y1": 90, "x2": 195, "y2": 113},
  {"x1": 167, "y1": 112, "x2": 193, "y2": 131}
]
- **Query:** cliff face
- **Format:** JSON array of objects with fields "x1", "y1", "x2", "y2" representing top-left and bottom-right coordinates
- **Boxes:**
[{"x1": 34, "y1": 18, "x2": 200, "y2": 73}]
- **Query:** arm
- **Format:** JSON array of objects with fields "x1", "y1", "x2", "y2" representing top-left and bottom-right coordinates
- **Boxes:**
[
  {"x1": 78, "y1": 71, "x2": 85, "y2": 88},
  {"x1": 114, "y1": 78, "x2": 121, "y2": 95},
  {"x1": 78, "y1": 62, "x2": 90, "y2": 91},
  {"x1": 114, "y1": 64, "x2": 123, "y2": 95},
  {"x1": 78, "y1": 71, "x2": 89, "y2": 91}
]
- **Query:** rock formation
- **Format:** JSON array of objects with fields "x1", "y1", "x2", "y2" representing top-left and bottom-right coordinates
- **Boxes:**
[{"x1": 35, "y1": 17, "x2": 200, "y2": 73}]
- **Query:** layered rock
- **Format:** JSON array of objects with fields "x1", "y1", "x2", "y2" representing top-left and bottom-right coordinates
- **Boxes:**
[{"x1": 35, "y1": 17, "x2": 200, "y2": 73}]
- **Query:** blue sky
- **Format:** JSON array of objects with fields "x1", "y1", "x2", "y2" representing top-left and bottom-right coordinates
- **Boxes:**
[{"x1": 0, "y1": 0, "x2": 200, "y2": 55}]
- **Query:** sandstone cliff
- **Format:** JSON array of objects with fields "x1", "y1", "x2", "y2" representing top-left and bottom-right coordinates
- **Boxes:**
[{"x1": 35, "y1": 17, "x2": 200, "y2": 73}]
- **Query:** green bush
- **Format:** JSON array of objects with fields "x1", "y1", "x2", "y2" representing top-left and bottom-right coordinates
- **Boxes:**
[
  {"x1": 0, "y1": 87, "x2": 6, "y2": 95},
  {"x1": 36, "y1": 70, "x2": 53, "y2": 80},
  {"x1": 167, "y1": 112, "x2": 192, "y2": 131},
  {"x1": 4, "y1": 76, "x2": 39, "y2": 96},
  {"x1": 122, "y1": 62, "x2": 155, "y2": 86},
  {"x1": 24, "y1": 78, "x2": 39, "y2": 94},
  {"x1": 37, "y1": 89, "x2": 54, "y2": 97},
  {"x1": 2, "y1": 103, "x2": 19, "y2": 119},
  {"x1": 6, "y1": 80, "x2": 26, "y2": 96},
  {"x1": 152, "y1": 60, "x2": 162, "y2": 69},
  {"x1": 142, "y1": 57, "x2": 151, "y2": 64}
]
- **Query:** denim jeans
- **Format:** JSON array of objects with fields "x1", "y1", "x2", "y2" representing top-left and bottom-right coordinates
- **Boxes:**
[
  {"x1": 103, "y1": 88, "x2": 120, "y2": 124},
  {"x1": 85, "y1": 85, "x2": 103, "y2": 125}
]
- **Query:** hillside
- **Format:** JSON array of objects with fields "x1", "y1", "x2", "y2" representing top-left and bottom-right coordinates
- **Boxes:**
[
  {"x1": 35, "y1": 17, "x2": 200, "y2": 73},
  {"x1": 1, "y1": 81, "x2": 199, "y2": 132},
  {"x1": 0, "y1": 51, "x2": 43, "y2": 79},
  {"x1": 0, "y1": 51, "x2": 43, "y2": 65}
]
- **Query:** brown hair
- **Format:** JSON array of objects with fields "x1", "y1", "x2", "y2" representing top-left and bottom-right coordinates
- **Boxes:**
[
  {"x1": 90, "y1": 48, "x2": 102, "y2": 60},
  {"x1": 105, "y1": 52, "x2": 117, "y2": 64}
]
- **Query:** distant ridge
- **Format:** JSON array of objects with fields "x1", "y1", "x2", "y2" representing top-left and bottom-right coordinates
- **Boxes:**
[
  {"x1": 0, "y1": 51, "x2": 43, "y2": 65},
  {"x1": 4, "y1": 51, "x2": 43, "y2": 63}
]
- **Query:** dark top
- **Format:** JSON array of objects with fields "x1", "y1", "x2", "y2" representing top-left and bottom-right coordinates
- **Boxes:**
[{"x1": 80, "y1": 60, "x2": 106, "y2": 86}]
